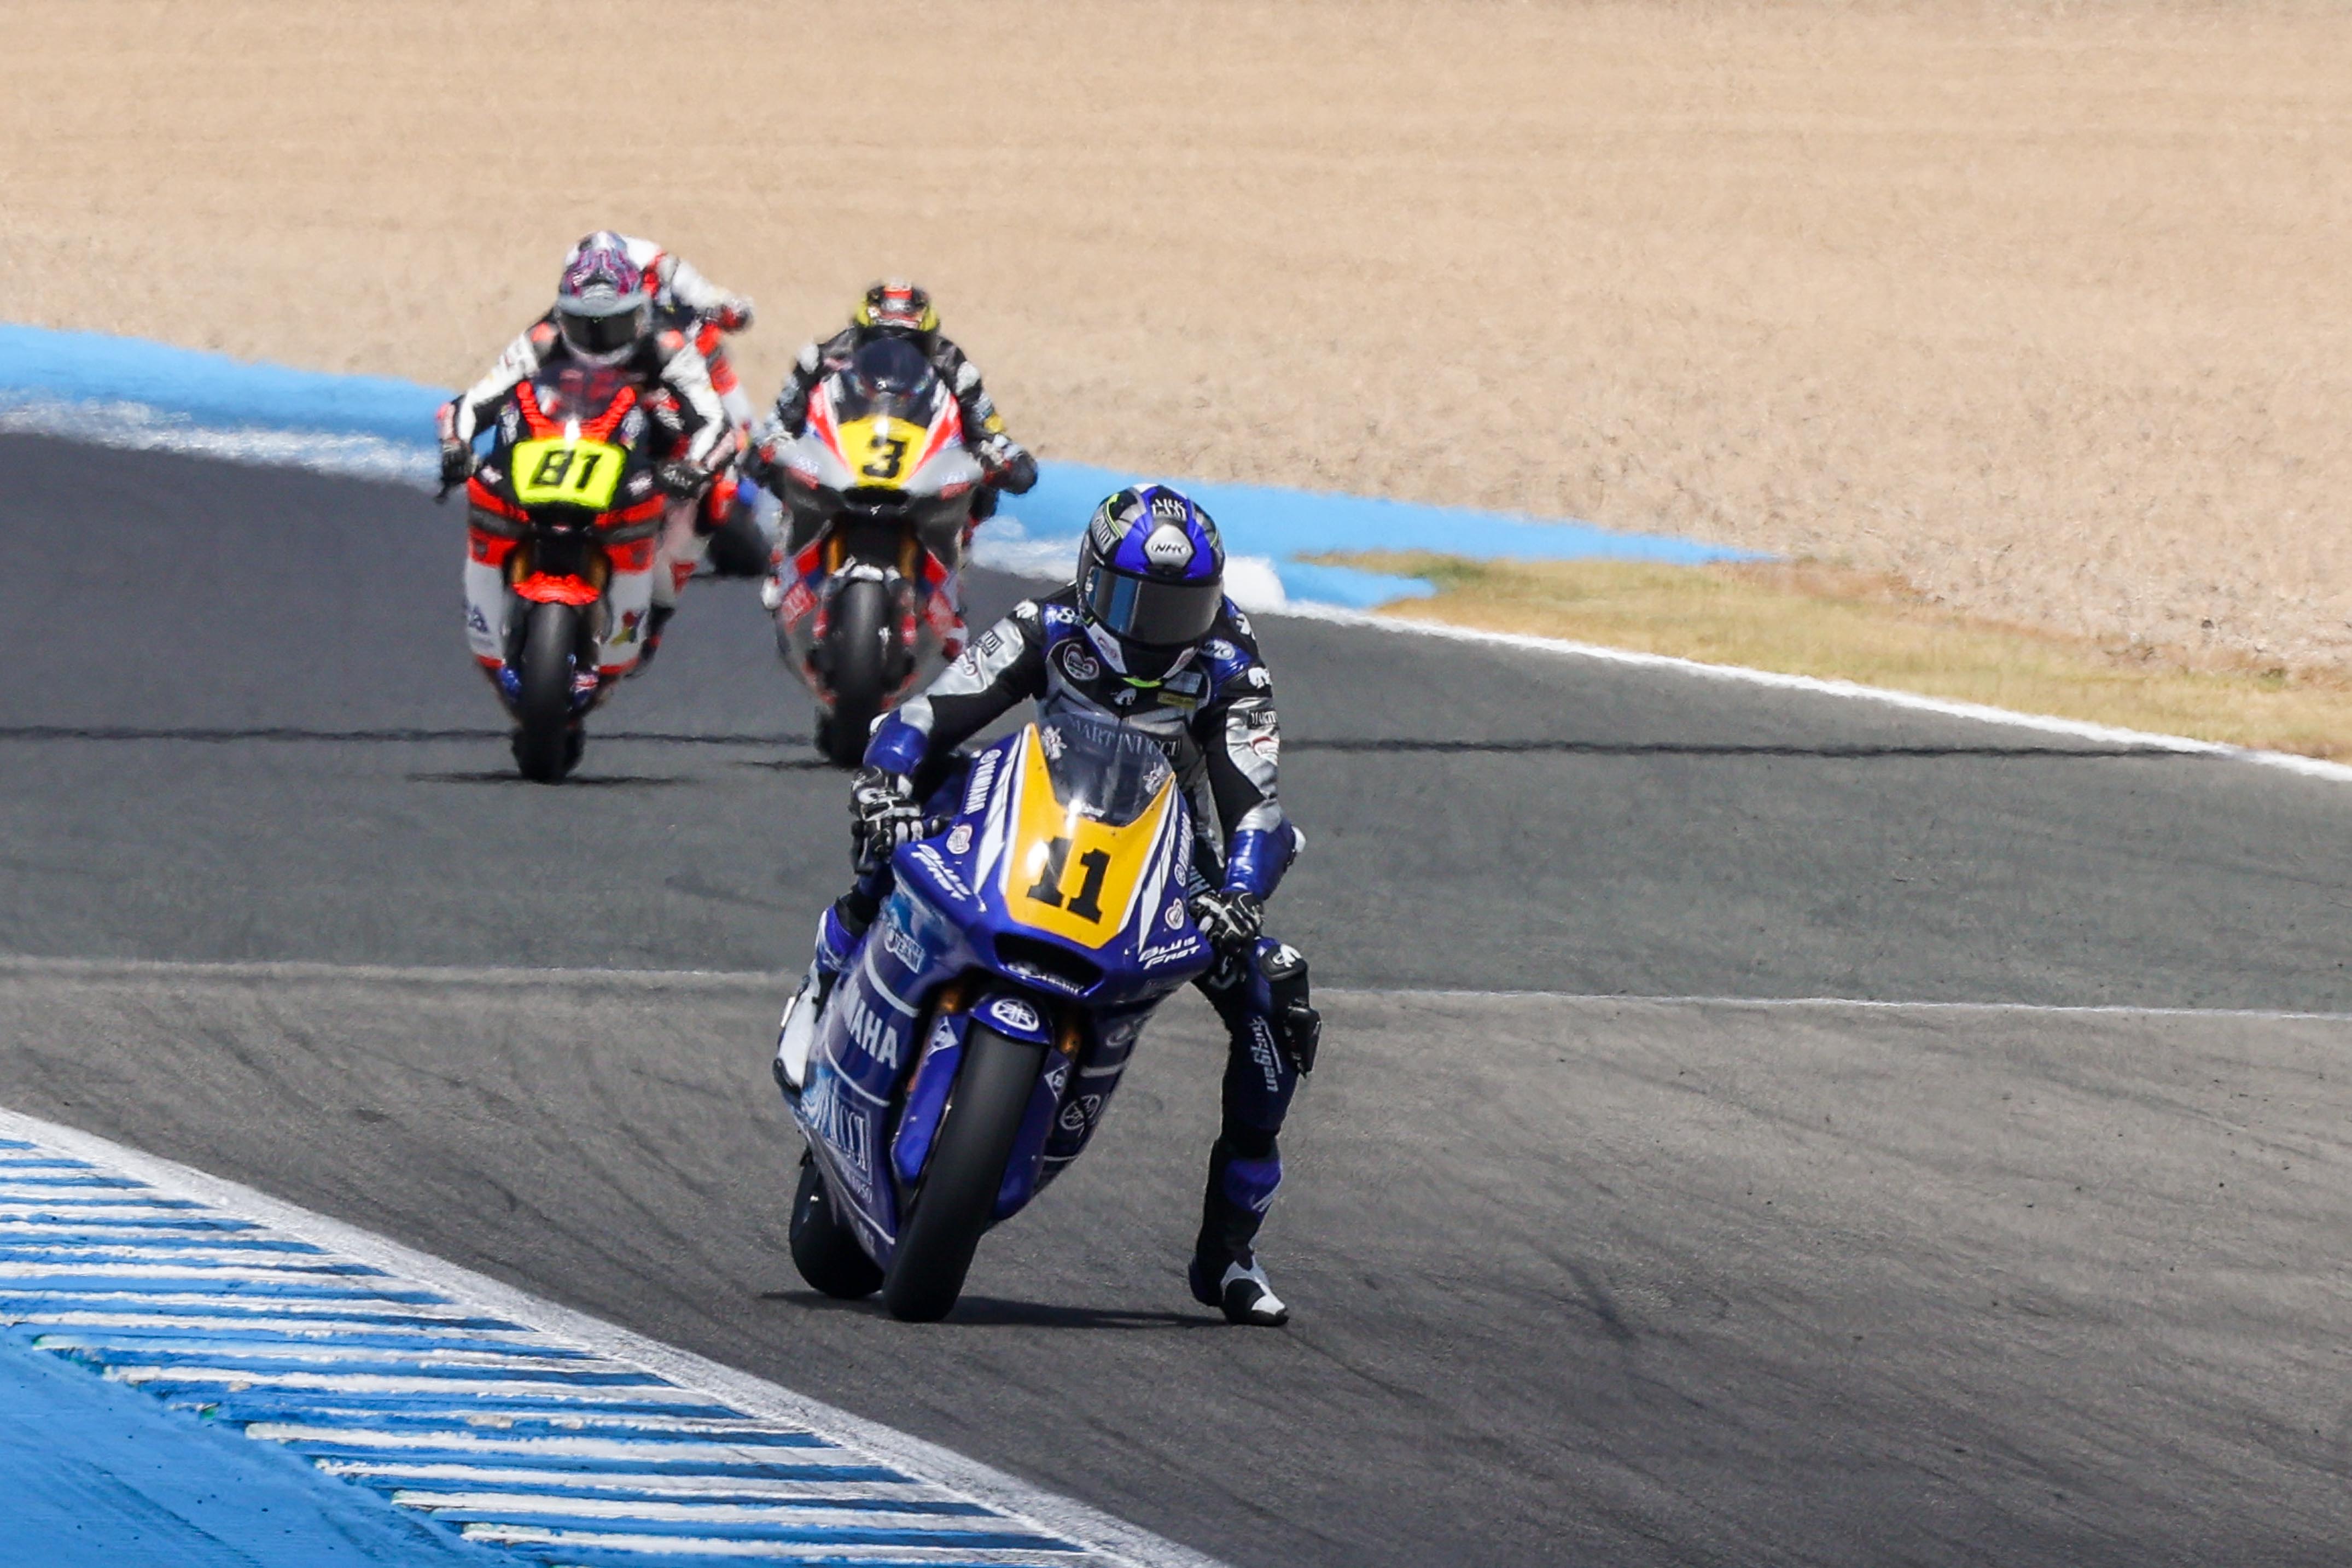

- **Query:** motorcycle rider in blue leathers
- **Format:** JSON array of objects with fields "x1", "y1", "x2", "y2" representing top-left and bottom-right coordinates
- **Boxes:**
[{"x1": 773, "y1": 485, "x2": 1319, "y2": 1326}]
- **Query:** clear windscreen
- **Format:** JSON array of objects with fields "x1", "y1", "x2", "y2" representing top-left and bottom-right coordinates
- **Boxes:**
[
  {"x1": 529, "y1": 366, "x2": 632, "y2": 425},
  {"x1": 1034, "y1": 715, "x2": 1174, "y2": 829},
  {"x1": 830, "y1": 339, "x2": 944, "y2": 426},
  {"x1": 830, "y1": 375, "x2": 941, "y2": 428}
]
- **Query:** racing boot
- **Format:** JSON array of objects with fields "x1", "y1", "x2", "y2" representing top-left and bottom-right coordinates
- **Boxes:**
[
  {"x1": 771, "y1": 883, "x2": 882, "y2": 1105},
  {"x1": 1188, "y1": 1133, "x2": 1290, "y2": 1326},
  {"x1": 1190, "y1": 1249, "x2": 1288, "y2": 1327},
  {"x1": 630, "y1": 605, "x2": 676, "y2": 677}
]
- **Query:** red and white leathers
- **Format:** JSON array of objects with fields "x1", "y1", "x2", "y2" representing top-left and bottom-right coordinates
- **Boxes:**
[
  {"x1": 441, "y1": 318, "x2": 736, "y2": 679},
  {"x1": 601, "y1": 236, "x2": 759, "y2": 429},
  {"x1": 594, "y1": 236, "x2": 764, "y2": 540}
]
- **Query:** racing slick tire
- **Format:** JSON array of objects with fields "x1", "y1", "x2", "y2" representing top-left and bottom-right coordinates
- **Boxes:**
[
  {"x1": 819, "y1": 577, "x2": 892, "y2": 769},
  {"x1": 880, "y1": 1025, "x2": 1045, "y2": 1322},
  {"x1": 513, "y1": 601, "x2": 582, "y2": 784},
  {"x1": 705, "y1": 501, "x2": 770, "y2": 579},
  {"x1": 789, "y1": 1150, "x2": 884, "y2": 1299}
]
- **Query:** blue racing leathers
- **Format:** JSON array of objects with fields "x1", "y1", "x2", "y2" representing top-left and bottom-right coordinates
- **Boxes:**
[{"x1": 824, "y1": 586, "x2": 1313, "y2": 1263}]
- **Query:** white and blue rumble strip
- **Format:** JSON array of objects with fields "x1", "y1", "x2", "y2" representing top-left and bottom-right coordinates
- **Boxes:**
[{"x1": 0, "y1": 1130, "x2": 1117, "y2": 1567}]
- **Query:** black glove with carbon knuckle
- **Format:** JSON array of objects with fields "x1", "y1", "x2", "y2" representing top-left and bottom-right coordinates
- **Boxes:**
[
  {"x1": 997, "y1": 448, "x2": 1039, "y2": 496},
  {"x1": 849, "y1": 766, "x2": 923, "y2": 865},
  {"x1": 438, "y1": 442, "x2": 476, "y2": 487},
  {"x1": 1189, "y1": 888, "x2": 1265, "y2": 957},
  {"x1": 658, "y1": 459, "x2": 712, "y2": 497}
]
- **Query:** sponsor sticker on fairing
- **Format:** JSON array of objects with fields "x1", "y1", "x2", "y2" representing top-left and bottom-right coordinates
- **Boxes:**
[
  {"x1": 801, "y1": 1074, "x2": 872, "y2": 1176},
  {"x1": 945, "y1": 823, "x2": 973, "y2": 855},
  {"x1": 984, "y1": 996, "x2": 1042, "y2": 1035},
  {"x1": 910, "y1": 845, "x2": 974, "y2": 902},
  {"x1": 962, "y1": 748, "x2": 1000, "y2": 812},
  {"x1": 841, "y1": 988, "x2": 902, "y2": 1070},
  {"x1": 881, "y1": 922, "x2": 924, "y2": 971}
]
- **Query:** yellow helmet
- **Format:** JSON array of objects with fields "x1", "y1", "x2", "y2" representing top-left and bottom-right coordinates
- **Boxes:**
[{"x1": 855, "y1": 279, "x2": 938, "y2": 334}]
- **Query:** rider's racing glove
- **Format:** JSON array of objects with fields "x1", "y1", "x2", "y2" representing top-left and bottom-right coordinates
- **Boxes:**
[
  {"x1": 981, "y1": 438, "x2": 1038, "y2": 497},
  {"x1": 742, "y1": 424, "x2": 786, "y2": 493},
  {"x1": 438, "y1": 441, "x2": 476, "y2": 487},
  {"x1": 1189, "y1": 888, "x2": 1264, "y2": 955},
  {"x1": 658, "y1": 458, "x2": 712, "y2": 497},
  {"x1": 849, "y1": 766, "x2": 924, "y2": 865},
  {"x1": 716, "y1": 296, "x2": 755, "y2": 333}
]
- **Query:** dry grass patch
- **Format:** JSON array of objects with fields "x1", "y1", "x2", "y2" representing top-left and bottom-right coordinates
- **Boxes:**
[
  {"x1": 1335, "y1": 552, "x2": 2352, "y2": 757},
  {"x1": 3, "y1": 2, "x2": 2349, "y2": 672}
]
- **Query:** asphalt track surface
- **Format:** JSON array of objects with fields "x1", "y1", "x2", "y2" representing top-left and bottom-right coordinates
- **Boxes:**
[{"x1": 4, "y1": 433, "x2": 2352, "y2": 1566}]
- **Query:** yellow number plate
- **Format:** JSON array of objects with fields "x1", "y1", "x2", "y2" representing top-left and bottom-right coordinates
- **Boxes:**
[
  {"x1": 836, "y1": 416, "x2": 915, "y2": 490},
  {"x1": 511, "y1": 437, "x2": 627, "y2": 510},
  {"x1": 1003, "y1": 729, "x2": 1174, "y2": 948}
]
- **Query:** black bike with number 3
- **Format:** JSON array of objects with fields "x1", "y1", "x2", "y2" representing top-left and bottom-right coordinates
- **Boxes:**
[{"x1": 764, "y1": 339, "x2": 990, "y2": 766}]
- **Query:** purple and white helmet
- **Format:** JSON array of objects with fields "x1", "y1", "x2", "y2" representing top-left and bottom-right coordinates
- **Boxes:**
[
  {"x1": 554, "y1": 231, "x2": 650, "y2": 365},
  {"x1": 1075, "y1": 485, "x2": 1226, "y2": 683}
]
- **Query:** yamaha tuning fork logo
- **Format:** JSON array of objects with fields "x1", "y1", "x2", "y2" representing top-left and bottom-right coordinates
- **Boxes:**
[{"x1": 982, "y1": 995, "x2": 1043, "y2": 1035}]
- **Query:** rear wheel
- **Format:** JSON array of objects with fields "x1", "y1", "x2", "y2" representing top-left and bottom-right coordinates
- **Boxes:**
[
  {"x1": 705, "y1": 502, "x2": 770, "y2": 578},
  {"x1": 881, "y1": 1025, "x2": 1045, "y2": 1322},
  {"x1": 819, "y1": 578, "x2": 893, "y2": 768},
  {"x1": 789, "y1": 1151, "x2": 883, "y2": 1299},
  {"x1": 513, "y1": 601, "x2": 581, "y2": 783}
]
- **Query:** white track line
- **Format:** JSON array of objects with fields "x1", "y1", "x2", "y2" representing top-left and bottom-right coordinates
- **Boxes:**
[
  {"x1": 0, "y1": 1104, "x2": 1230, "y2": 1568},
  {"x1": 1358, "y1": 988, "x2": 2352, "y2": 1024},
  {"x1": 4, "y1": 953, "x2": 2338, "y2": 1022},
  {"x1": 1271, "y1": 604, "x2": 2352, "y2": 786}
]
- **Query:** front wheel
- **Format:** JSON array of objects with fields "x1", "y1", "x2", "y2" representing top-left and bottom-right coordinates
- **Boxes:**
[
  {"x1": 881, "y1": 1025, "x2": 1045, "y2": 1322},
  {"x1": 513, "y1": 599, "x2": 581, "y2": 783},
  {"x1": 789, "y1": 1151, "x2": 883, "y2": 1299},
  {"x1": 819, "y1": 578, "x2": 893, "y2": 768}
]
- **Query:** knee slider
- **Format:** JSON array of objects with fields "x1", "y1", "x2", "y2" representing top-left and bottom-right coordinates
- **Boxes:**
[{"x1": 1261, "y1": 942, "x2": 1320, "y2": 1075}]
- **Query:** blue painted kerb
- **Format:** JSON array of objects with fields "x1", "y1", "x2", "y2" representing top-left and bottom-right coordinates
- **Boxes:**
[
  {"x1": 0, "y1": 323, "x2": 1765, "y2": 608},
  {"x1": 0, "y1": 325, "x2": 446, "y2": 446}
]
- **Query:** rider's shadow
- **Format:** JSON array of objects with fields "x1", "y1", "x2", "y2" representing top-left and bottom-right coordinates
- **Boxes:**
[{"x1": 760, "y1": 1289, "x2": 1219, "y2": 1330}]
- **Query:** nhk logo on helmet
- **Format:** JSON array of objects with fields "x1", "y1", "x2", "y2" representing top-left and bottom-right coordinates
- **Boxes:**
[{"x1": 1143, "y1": 526, "x2": 1195, "y2": 573}]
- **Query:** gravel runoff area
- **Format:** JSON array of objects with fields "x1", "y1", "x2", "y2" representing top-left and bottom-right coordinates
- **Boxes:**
[{"x1": 5, "y1": 1, "x2": 2348, "y2": 671}]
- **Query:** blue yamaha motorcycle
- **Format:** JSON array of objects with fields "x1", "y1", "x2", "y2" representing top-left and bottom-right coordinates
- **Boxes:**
[{"x1": 784, "y1": 713, "x2": 1216, "y2": 1321}]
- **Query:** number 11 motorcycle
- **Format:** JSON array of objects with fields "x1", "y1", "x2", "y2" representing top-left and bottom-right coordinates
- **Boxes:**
[{"x1": 780, "y1": 713, "x2": 1216, "y2": 1321}]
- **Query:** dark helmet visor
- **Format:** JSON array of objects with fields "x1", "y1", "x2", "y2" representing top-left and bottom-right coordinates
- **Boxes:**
[
  {"x1": 1081, "y1": 561, "x2": 1222, "y2": 648},
  {"x1": 557, "y1": 303, "x2": 648, "y2": 357}
]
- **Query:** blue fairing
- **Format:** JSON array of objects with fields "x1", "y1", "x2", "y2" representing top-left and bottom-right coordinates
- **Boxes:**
[{"x1": 795, "y1": 721, "x2": 1216, "y2": 1268}]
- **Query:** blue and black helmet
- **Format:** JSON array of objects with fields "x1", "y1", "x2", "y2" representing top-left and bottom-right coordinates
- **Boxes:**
[{"x1": 1075, "y1": 486, "x2": 1226, "y2": 669}]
